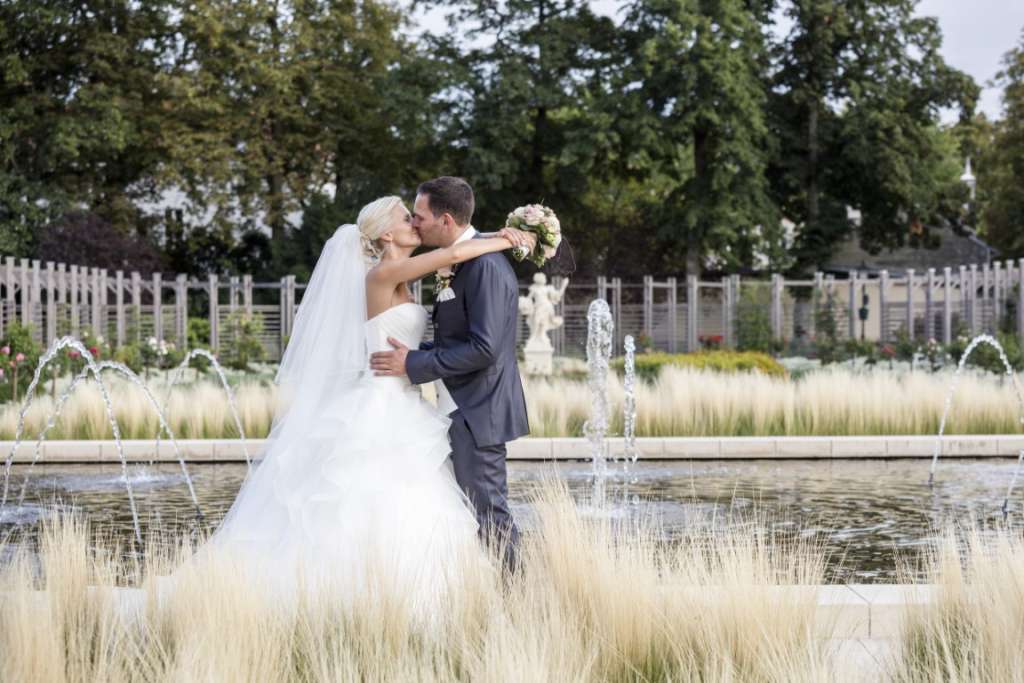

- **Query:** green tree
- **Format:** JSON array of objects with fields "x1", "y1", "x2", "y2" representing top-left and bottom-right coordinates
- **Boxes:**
[
  {"x1": 616, "y1": 0, "x2": 779, "y2": 276},
  {"x1": 769, "y1": 0, "x2": 978, "y2": 271},
  {"x1": 0, "y1": 0, "x2": 180, "y2": 249},
  {"x1": 979, "y1": 30, "x2": 1024, "y2": 257},
  {"x1": 170, "y1": 0, "x2": 427, "y2": 259},
  {"x1": 420, "y1": 0, "x2": 620, "y2": 273}
]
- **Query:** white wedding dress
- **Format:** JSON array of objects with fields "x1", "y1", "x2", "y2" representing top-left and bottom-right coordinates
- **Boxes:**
[{"x1": 196, "y1": 301, "x2": 480, "y2": 610}]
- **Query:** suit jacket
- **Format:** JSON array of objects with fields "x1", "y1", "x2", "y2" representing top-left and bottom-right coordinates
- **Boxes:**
[{"x1": 406, "y1": 247, "x2": 530, "y2": 447}]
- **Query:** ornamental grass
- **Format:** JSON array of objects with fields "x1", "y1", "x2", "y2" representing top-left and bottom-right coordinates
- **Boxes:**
[
  {"x1": 892, "y1": 525, "x2": 1024, "y2": 682},
  {"x1": 523, "y1": 365, "x2": 1024, "y2": 438},
  {"x1": 0, "y1": 482, "x2": 835, "y2": 682},
  {"x1": 0, "y1": 365, "x2": 1022, "y2": 441}
]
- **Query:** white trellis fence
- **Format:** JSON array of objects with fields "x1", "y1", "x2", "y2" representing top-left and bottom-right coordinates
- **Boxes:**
[{"x1": 1, "y1": 256, "x2": 1022, "y2": 360}]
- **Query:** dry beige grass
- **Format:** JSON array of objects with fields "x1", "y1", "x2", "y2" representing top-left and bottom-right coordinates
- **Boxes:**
[
  {"x1": 0, "y1": 377, "x2": 278, "y2": 442},
  {"x1": 1, "y1": 365, "x2": 1021, "y2": 441},
  {"x1": 525, "y1": 365, "x2": 1024, "y2": 437},
  {"x1": 892, "y1": 525, "x2": 1024, "y2": 682},
  {"x1": 0, "y1": 482, "x2": 838, "y2": 682}
]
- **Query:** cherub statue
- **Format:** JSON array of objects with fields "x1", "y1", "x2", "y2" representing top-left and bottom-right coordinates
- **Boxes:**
[{"x1": 518, "y1": 273, "x2": 570, "y2": 351}]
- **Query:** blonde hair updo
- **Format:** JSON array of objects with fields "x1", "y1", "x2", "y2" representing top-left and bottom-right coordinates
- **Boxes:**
[{"x1": 357, "y1": 195, "x2": 404, "y2": 263}]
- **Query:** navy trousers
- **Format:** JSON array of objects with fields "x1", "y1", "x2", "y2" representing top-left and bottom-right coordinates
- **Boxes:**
[{"x1": 448, "y1": 410, "x2": 520, "y2": 571}]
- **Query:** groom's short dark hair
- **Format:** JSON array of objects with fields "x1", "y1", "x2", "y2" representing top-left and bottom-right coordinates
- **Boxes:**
[{"x1": 417, "y1": 176, "x2": 475, "y2": 227}]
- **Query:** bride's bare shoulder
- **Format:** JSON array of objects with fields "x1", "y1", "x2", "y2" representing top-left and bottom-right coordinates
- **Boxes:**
[
  {"x1": 365, "y1": 261, "x2": 389, "y2": 282},
  {"x1": 365, "y1": 265, "x2": 391, "y2": 292}
]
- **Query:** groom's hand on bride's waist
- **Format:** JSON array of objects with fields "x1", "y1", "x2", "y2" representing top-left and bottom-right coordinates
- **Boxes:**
[{"x1": 370, "y1": 337, "x2": 410, "y2": 377}]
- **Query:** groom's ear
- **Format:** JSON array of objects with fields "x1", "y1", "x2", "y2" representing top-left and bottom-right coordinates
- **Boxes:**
[{"x1": 443, "y1": 212, "x2": 468, "y2": 231}]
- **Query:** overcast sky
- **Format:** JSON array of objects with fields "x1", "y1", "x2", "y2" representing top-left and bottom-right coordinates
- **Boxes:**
[
  {"x1": 414, "y1": 0, "x2": 1024, "y2": 121},
  {"x1": 915, "y1": 0, "x2": 1023, "y2": 119}
]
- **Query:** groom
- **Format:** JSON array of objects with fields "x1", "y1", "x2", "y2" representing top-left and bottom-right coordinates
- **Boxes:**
[{"x1": 369, "y1": 176, "x2": 530, "y2": 571}]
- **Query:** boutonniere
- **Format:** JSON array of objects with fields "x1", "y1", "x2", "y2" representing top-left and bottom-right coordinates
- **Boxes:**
[{"x1": 435, "y1": 266, "x2": 455, "y2": 302}]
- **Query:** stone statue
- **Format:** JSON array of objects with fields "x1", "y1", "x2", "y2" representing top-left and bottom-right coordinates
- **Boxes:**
[{"x1": 518, "y1": 273, "x2": 569, "y2": 374}]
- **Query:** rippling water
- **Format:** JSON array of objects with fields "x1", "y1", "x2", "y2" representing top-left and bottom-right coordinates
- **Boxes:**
[{"x1": 2, "y1": 458, "x2": 1021, "y2": 582}]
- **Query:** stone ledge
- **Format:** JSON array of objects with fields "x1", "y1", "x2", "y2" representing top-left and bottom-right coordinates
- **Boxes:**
[
  {"x1": 2, "y1": 435, "x2": 1023, "y2": 462},
  {"x1": 662, "y1": 583, "x2": 938, "y2": 640}
]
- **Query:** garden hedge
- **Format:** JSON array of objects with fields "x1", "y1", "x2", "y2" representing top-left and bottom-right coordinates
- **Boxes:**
[{"x1": 612, "y1": 350, "x2": 787, "y2": 380}]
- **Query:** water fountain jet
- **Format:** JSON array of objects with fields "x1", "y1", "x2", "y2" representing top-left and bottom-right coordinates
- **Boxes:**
[
  {"x1": 0, "y1": 337, "x2": 144, "y2": 544},
  {"x1": 10, "y1": 360, "x2": 205, "y2": 524},
  {"x1": 583, "y1": 299, "x2": 614, "y2": 502},
  {"x1": 0, "y1": 337, "x2": 244, "y2": 544},
  {"x1": 928, "y1": 334, "x2": 1024, "y2": 489},
  {"x1": 158, "y1": 349, "x2": 251, "y2": 468},
  {"x1": 623, "y1": 335, "x2": 638, "y2": 465}
]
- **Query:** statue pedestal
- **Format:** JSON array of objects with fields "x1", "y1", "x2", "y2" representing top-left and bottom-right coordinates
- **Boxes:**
[
  {"x1": 523, "y1": 338, "x2": 554, "y2": 376},
  {"x1": 524, "y1": 348, "x2": 554, "y2": 375}
]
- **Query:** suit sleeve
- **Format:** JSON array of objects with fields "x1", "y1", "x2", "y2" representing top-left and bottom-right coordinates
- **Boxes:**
[{"x1": 406, "y1": 257, "x2": 513, "y2": 385}]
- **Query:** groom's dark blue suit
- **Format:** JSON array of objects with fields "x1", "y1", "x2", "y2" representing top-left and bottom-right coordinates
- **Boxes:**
[{"x1": 406, "y1": 242, "x2": 529, "y2": 568}]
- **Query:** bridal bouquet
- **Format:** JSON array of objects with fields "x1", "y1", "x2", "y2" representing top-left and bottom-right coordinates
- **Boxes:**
[{"x1": 506, "y1": 204, "x2": 562, "y2": 267}]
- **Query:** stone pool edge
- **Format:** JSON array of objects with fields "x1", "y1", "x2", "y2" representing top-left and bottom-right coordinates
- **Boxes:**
[{"x1": 4, "y1": 434, "x2": 1024, "y2": 462}]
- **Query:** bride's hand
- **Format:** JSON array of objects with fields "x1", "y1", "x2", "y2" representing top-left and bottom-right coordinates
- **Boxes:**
[{"x1": 498, "y1": 227, "x2": 537, "y2": 252}]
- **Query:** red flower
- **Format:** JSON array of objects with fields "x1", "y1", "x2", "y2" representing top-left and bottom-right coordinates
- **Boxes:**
[{"x1": 89, "y1": 346, "x2": 100, "y2": 358}]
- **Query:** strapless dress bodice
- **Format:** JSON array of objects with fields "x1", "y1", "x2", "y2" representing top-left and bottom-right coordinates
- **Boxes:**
[
  {"x1": 365, "y1": 303, "x2": 427, "y2": 390},
  {"x1": 365, "y1": 302, "x2": 427, "y2": 352}
]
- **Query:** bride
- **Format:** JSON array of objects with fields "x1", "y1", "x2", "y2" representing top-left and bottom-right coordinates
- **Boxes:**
[{"x1": 192, "y1": 196, "x2": 534, "y2": 609}]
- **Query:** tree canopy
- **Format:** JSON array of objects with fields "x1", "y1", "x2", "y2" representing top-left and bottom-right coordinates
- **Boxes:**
[
  {"x1": 973, "y1": 29, "x2": 1024, "y2": 259},
  {"x1": 0, "y1": 0, "x2": 1005, "y2": 278}
]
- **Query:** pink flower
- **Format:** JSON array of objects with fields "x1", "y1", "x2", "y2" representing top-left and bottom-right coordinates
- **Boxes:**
[
  {"x1": 68, "y1": 350, "x2": 81, "y2": 359},
  {"x1": 0, "y1": 346, "x2": 8, "y2": 356},
  {"x1": 14, "y1": 353, "x2": 24, "y2": 363},
  {"x1": 523, "y1": 205, "x2": 545, "y2": 224},
  {"x1": 89, "y1": 346, "x2": 100, "y2": 358}
]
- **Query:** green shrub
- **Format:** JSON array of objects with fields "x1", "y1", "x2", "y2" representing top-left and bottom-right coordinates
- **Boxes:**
[
  {"x1": 890, "y1": 326, "x2": 918, "y2": 361},
  {"x1": 51, "y1": 328, "x2": 115, "y2": 384},
  {"x1": 735, "y1": 287, "x2": 777, "y2": 353},
  {"x1": 634, "y1": 333, "x2": 654, "y2": 353},
  {"x1": 164, "y1": 345, "x2": 185, "y2": 371},
  {"x1": 812, "y1": 296, "x2": 841, "y2": 363},
  {"x1": 225, "y1": 311, "x2": 265, "y2": 371},
  {"x1": 185, "y1": 317, "x2": 212, "y2": 372},
  {"x1": 948, "y1": 332, "x2": 1024, "y2": 373},
  {"x1": 0, "y1": 322, "x2": 42, "y2": 403},
  {"x1": 113, "y1": 343, "x2": 144, "y2": 375},
  {"x1": 187, "y1": 317, "x2": 211, "y2": 347},
  {"x1": 612, "y1": 350, "x2": 787, "y2": 381},
  {"x1": 843, "y1": 338, "x2": 878, "y2": 360}
]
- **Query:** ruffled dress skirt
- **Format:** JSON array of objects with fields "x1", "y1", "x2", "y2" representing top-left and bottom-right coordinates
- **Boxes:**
[{"x1": 186, "y1": 376, "x2": 481, "y2": 616}]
